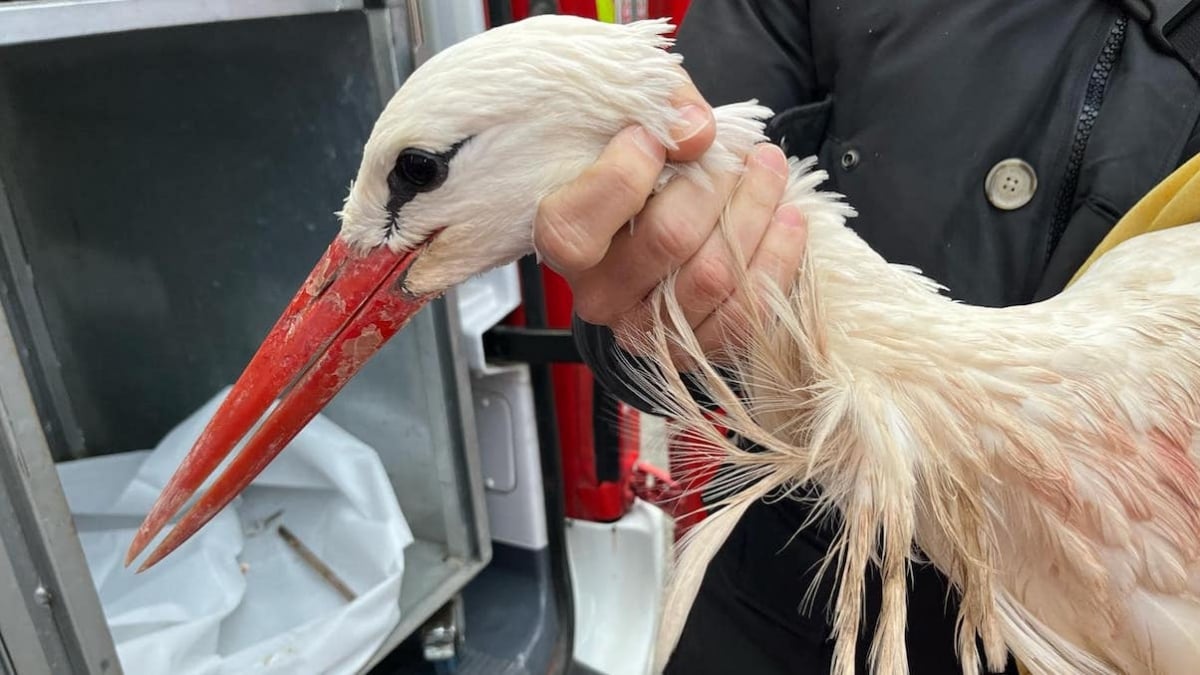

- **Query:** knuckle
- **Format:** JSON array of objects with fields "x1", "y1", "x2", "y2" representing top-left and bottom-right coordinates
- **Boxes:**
[
  {"x1": 534, "y1": 200, "x2": 601, "y2": 272},
  {"x1": 690, "y1": 255, "x2": 736, "y2": 303},
  {"x1": 590, "y1": 163, "x2": 651, "y2": 212},
  {"x1": 649, "y1": 216, "x2": 706, "y2": 262}
]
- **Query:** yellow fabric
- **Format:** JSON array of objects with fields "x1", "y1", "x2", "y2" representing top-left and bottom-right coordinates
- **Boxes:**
[
  {"x1": 1010, "y1": 153, "x2": 1200, "y2": 675},
  {"x1": 1067, "y1": 151, "x2": 1200, "y2": 287}
]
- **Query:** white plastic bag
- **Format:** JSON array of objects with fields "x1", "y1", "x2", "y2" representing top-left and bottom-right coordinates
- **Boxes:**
[{"x1": 56, "y1": 387, "x2": 413, "y2": 675}]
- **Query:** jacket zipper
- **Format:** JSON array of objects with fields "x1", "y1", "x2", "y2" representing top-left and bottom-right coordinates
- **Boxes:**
[{"x1": 1044, "y1": 14, "x2": 1129, "y2": 263}]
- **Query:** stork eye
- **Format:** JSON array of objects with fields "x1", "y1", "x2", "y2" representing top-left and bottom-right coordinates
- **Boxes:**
[
  {"x1": 383, "y1": 140, "x2": 468, "y2": 230},
  {"x1": 391, "y1": 148, "x2": 447, "y2": 192}
]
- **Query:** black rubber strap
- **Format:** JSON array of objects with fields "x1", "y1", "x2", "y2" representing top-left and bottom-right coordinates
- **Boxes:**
[{"x1": 1120, "y1": 0, "x2": 1200, "y2": 78}]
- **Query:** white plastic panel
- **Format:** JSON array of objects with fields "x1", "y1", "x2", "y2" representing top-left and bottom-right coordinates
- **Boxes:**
[
  {"x1": 474, "y1": 390, "x2": 519, "y2": 493},
  {"x1": 470, "y1": 365, "x2": 549, "y2": 551},
  {"x1": 455, "y1": 264, "x2": 522, "y2": 373},
  {"x1": 446, "y1": 186, "x2": 544, "y2": 552},
  {"x1": 567, "y1": 500, "x2": 674, "y2": 675}
]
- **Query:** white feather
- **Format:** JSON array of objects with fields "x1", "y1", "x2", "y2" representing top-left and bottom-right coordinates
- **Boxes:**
[{"x1": 654, "y1": 474, "x2": 790, "y2": 673}]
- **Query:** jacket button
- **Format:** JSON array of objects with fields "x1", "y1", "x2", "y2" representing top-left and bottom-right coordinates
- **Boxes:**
[
  {"x1": 985, "y1": 158, "x2": 1037, "y2": 210},
  {"x1": 840, "y1": 148, "x2": 860, "y2": 170}
]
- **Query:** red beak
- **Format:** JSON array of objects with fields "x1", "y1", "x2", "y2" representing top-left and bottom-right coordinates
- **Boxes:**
[{"x1": 125, "y1": 236, "x2": 432, "y2": 571}]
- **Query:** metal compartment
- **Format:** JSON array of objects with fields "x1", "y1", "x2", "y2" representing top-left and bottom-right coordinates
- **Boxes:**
[{"x1": 0, "y1": 3, "x2": 491, "y2": 673}]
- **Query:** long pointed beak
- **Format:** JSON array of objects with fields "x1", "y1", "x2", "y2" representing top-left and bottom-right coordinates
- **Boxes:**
[{"x1": 125, "y1": 236, "x2": 432, "y2": 571}]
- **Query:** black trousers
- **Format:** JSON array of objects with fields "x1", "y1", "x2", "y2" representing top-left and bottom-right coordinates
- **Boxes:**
[{"x1": 662, "y1": 492, "x2": 1020, "y2": 675}]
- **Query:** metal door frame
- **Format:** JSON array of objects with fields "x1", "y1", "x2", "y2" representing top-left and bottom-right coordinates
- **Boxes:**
[{"x1": 0, "y1": 276, "x2": 121, "y2": 674}]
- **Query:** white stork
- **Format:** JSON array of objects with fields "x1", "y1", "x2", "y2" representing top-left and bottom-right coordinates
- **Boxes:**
[{"x1": 121, "y1": 16, "x2": 1200, "y2": 675}]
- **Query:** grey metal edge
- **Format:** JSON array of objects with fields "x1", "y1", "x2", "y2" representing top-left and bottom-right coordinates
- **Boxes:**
[
  {"x1": 0, "y1": 166, "x2": 84, "y2": 462},
  {"x1": 0, "y1": 288, "x2": 122, "y2": 675},
  {"x1": 0, "y1": 0, "x2": 373, "y2": 47},
  {"x1": 0, "y1": 520, "x2": 54, "y2": 675}
]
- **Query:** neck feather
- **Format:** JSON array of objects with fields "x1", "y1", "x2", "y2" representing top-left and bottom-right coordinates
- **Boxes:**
[{"x1": 643, "y1": 105, "x2": 1079, "y2": 672}]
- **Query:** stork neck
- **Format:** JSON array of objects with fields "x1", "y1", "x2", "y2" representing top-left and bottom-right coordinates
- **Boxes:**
[
  {"x1": 797, "y1": 217, "x2": 1054, "y2": 387},
  {"x1": 804, "y1": 218, "x2": 959, "y2": 322}
]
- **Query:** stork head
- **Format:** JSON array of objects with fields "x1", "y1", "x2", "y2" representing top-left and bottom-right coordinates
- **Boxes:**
[
  {"x1": 342, "y1": 15, "x2": 690, "y2": 294},
  {"x1": 125, "y1": 16, "x2": 695, "y2": 569}
]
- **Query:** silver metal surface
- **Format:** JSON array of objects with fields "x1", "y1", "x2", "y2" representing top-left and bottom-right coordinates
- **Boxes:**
[
  {"x1": 416, "y1": 0, "x2": 487, "y2": 55},
  {"x1": 367, "y1": 5, "x2": 413, "y2": 100},
  {"x1": 405, "y1": 0, "x2": 435, "y2": 68},
  {"x1": 0, "y1": 520, "x2": 54, "y2": 675},
  {"x1": 0, "y1": 0, "x2": 367, "y2": 47},
  {"x1": 405, "y1": 0, "x2": 486, "y2": 68},
  {"x1": 372, "y1": 538, "x2": 484, "y2": 670},
  {"x1": 420, "y1": 596, "x2": 465, "y2": 662},
  {"x1": 0, "y1": 296, "x2": 122, "y2": 675}
]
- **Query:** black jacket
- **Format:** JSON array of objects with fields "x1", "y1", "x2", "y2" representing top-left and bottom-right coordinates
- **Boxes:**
[{"x1": 574, "y1": 1, "x2": 1200, "y2": 673}]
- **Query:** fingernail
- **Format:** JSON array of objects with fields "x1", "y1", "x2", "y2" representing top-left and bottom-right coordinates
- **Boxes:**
[
  {"x1": 774, "y1": 204, "x2": 806, "y2": 230},
  {"x1": 754, "y1": 144, "x2": 789, "y2": 180},
  {"x1": 671, "y1": 104, "x2": 712, "y2": 143},
  {"x1": 629, "y1": 126, "x2": 666, "y2": 160}
]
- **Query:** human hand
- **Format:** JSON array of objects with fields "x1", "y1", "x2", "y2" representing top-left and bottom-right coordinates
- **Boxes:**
[{"x1": 533, "y1": 81, "x2": 808, "y2": 369}]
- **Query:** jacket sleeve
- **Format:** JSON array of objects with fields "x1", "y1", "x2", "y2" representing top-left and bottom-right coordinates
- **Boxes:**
[{"x1": 572, "y1": 0, "x2": 819, "y2": 414}]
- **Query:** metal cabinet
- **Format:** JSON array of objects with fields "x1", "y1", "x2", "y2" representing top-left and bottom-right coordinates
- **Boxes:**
[{"x1": 0, "y1": 2, "x2": 499, "y2": 672}]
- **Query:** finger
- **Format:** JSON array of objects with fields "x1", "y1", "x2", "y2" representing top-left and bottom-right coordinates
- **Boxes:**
[
  {"x1": 666, "y1": 78, "x2": 716, "y2": 162},
  {"x1": 533, "y1": 125, "x2": 666, "y2": 277},
  {"x1": 613, "y1": 142, "x2": 787, "y2": 357},
  {"x1": 664, "y1": 143, "x2": 790, "y2": 331},
  {"x1": 690, "y1": 203, "x2": 808, "y2": 364},
  {"x1": 571, "y1": 158, "x2": 742, "y2": 327}
]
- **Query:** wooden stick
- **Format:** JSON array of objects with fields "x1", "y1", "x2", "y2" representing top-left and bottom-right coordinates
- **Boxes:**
[{"x1": 277, "y1": 524, "x2": 357, "y2": 602}]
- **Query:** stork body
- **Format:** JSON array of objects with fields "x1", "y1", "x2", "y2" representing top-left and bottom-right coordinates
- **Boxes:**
[
  {"x1": 121, "y1": 16, "x2": 1200, "y2": 675},
  {"x1": 651, "y1": 196, "x2": 1200, "y2": 675}
]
